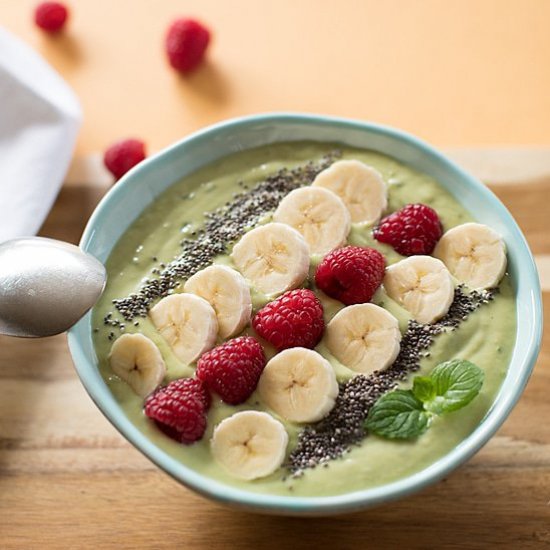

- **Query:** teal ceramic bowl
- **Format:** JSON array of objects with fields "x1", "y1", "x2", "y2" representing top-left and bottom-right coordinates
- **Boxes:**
[{"x1": 68, "y1": 113, "x2": 542, "y2": 516}]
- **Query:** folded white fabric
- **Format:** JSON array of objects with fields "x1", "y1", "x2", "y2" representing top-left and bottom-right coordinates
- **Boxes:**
[{"x1": 0, "y1": 27, "x2": 81, "y2": 243}]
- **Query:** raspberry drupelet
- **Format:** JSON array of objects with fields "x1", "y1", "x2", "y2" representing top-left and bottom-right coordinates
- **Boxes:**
[
  {"x1": 144, "y1": 378, "x2": 210, "y2": 444},
  {"x1": 196, "y1": 336, "x2": 266, "y2": 405},
  {"x1": 34, "y1": 2, "x2": 68, "y2": 33},
  {"x1": 315, "y1": 246, "x2": 385, "y2": 306},
  {"x1": 373, "y1": 203, "x2": 443, "y2": 256},
  {"x1": 253, "y1": 289, "x2": 325, "y2": 351},
  {"x1": 165, "y1": 18, "x2": 211, "y2": 73},
  {"x1": 103, "y1": 139, "x2": 146, "y2": 180}
]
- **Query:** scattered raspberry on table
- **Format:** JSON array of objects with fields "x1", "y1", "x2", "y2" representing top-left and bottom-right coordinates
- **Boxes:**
[
  {"x1": 165, "y1": 18, "x2": 211, "y2": 73},
  {"x1": 315, "y1": 245, "x2": 385, "y2": 305},
  {"x1": 373, "y1": 203, "x2": 443, "y2": 256},
  {"x1": 144, "y1": 378, "x2": 209, "y2": 444},
  {"x1": 196, "y1": 336, "x2": 266, "y2": 405},
  {"x1": 253, "y1": 289, "x2": 325, "y2": 351},
  {"x1": 34, "y1": 2, "x2": 69, "y2": 33},
  {"x1": 103, "y1": 139, "x2": 146, "y2": 180}
]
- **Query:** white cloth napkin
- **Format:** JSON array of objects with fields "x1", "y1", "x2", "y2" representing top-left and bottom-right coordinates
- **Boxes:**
[{"x1": 0, "y1": 27, "x2": 81, "y2": 243}]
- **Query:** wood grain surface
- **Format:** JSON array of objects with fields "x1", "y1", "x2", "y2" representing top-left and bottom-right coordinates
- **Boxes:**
[{"x1": 1, "y1": 151, "x2": 549, "y2": 549}]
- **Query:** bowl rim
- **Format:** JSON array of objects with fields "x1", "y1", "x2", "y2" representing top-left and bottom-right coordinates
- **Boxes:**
[{"x1": 69, "y1": 112, "x2": 542, "y2": 515}]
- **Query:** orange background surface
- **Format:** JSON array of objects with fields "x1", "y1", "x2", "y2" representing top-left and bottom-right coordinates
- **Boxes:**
[{"x1": 3, "y1": 0, "x2": 550, "y2": 157}]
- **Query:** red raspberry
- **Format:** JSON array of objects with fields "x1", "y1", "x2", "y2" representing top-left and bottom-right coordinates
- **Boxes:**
[
  {"x1": 165, "y1": 18, "x2": 211, "y2": 73},
  {"x1": 144, "y1": 378, "x2": 208, "y2": 444},
  {"x1": 196, "y1": 336, "x2": 266, "y2": 405},
  {"x1": 373, "y1": 203, "x2": 443, "y2": 256},
  {"x1": 253, "y1": 289, "x2": 324, "y2": 351},
  {"x1": 34, "y1": 2, "x2": 68, "y2": 33},
  {"x1": 156, "y1": 377, "x2": 211, "y2": 410},
  {"x1": 103, "y1": 139, "x2": 146, "y2": 180},
  {"x1": 315, "y1": 246, "x2": 385, "y2": 305}
]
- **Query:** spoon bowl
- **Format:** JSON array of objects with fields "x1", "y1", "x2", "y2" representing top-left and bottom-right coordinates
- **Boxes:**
[{"x1": 0, "y1": 237, "x2": 106, "y2": 337}]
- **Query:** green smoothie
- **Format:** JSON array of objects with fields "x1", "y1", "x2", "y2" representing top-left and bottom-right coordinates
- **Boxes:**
[{"x1": 92, "y1": 142, "x2": 516, "y2": 497}]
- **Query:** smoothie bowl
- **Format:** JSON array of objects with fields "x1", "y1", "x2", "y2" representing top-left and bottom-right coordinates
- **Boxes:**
[{"x1": 68, "y1": 114, "x2": 542, "y2": 515}]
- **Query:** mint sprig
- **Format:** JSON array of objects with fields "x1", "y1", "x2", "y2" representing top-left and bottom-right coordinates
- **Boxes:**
[
  {"x1": 363, "y1": 390, "x2": 432, "y2": 439},
  {"x1": 365, "y1": 359, "x2": 484, "y2": 440},
  {"x1": 425, "y1": 359, "x2": 484, "y2": 414},
  {"x1": 412, "y1": 376, "x2": 436, "y2": 402}
]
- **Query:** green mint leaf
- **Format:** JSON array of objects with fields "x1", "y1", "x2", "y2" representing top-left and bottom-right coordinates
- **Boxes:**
[
  {"x1": 365, "y1": 390, "x2": 432, "y2": 439},
  {"x1": 424, "y1": 359, "x2": 484, "y2": 415},
  {"x1": 412, "y1": 376, "x2": 436, "y2": 402}
]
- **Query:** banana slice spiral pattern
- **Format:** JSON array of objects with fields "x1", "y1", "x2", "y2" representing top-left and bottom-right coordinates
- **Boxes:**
[
  {"x1": 312, "y1": 159, "x2": 388, "y2": 225},
  {"x1": 383, "y1": 255, "x2": 454, "y2": 324},
  {"x1": 434, "y1": 222, "x2": 507, "y2": 290},
  {"x1": 273, "y1": 186, "x2": 351, "y2": 256},
  {"x1": 109, "y1": 333, "x2": 166, "y2": 397},
  {"x1": 184, "y1": 264, "x2": 252, "y2": 338},
  {"x1": 231, "y1": 222, "x2": 310, "y2": 297},
  {"x1": 258, "y1": 348, "x2": 339, "y2": 423},
  {"x1": 211, "y1": 411, "x2": 288, "y2": 480},
  {"x1": 325, "y1": 303, "x2": 401, "y2": 374},
  {"x1": 149, "y1": 293, "x2": 218, "y2": 364}
]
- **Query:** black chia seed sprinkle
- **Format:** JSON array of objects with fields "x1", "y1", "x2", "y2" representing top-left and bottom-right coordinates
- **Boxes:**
[
  {"x1": 287, "y1": 285, "x2": 496, "y2": 476},
  {"x1": 108, "y1": 153, "x2": 340, "y2": 322}
]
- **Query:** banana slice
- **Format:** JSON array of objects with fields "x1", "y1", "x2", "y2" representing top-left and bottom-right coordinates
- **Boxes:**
[
  {"x1": 184, "y1": 264, "x2": 252, "y2": 338},
  {"x1": 231, "y1": 222, "x2": 310, "y2": 296},
  {"x1": 324, "y1": 304, "x2": 401, "y2": 374},
  {"x1": 211, "y1": 411, "x2": 288, "y2": 480},
  {"x1": 384, "y1": 256, "x2": 454, "y2": 324},
  {"x1": 434, "y1": 222, "x2": 507, "y2": 290},
  {"x1": 258, "y1": 348, "x2": 338, "y2": 423},
  {"x1": 273, "y1": 186, "x2": 351, "y2": 255},
  {"x1": 109, "y1": 333, "x2": 166, "y2": 397},
  {"x1": 149, "y1": 293, "x2": 218, "y2": 364},
  {"x1": 312, "y1": 159, "x2": 387, "y2": 224}
]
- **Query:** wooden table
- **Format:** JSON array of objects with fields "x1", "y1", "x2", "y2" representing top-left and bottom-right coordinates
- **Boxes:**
[{"x1": 0, "y1": 150, "x2": 549, "y2": 548}]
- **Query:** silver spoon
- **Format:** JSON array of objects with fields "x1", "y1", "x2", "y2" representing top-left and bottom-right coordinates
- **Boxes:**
[{"x1": 0, "y1": 237, "x2": 106, "y2": 337}]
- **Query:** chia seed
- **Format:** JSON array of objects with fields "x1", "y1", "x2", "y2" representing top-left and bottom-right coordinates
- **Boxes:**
[
  {"x1": 287, "y1": 285, "x2": 495, "y2": 476},
  {"x1": 108, "y1": 153, "x2": 340, "y2": 322}
]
